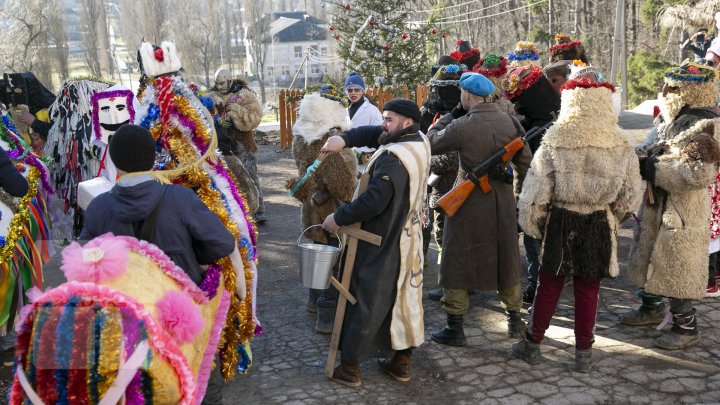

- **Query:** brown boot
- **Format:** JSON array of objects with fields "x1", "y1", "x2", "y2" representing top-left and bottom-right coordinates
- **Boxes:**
[
  {"x1": 330, "y1": 362, "x2": 361, "y2": 388},
  {"x1": 378, "y1": 349, "x2": 412, "y2": 382}
]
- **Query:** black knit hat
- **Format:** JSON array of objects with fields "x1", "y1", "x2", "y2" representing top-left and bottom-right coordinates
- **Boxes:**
[
  {"x1": 383, "y1": 99, "x2": 421, "y2": 123},
  {"x1": 109, "y1": 124, "x2": 157, "y2": 173}
]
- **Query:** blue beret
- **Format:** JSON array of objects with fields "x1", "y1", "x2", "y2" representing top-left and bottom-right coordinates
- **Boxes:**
[{"x1": 459, "y1": 72, "x2": 495, "y2": 97}]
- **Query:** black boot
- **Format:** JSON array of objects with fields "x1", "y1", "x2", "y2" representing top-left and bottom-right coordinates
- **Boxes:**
[
  {"x1": 315, "y1": 304, "x2": 335, "y2": 334},
  {"x1": 431, "y1": 314, "x2": 467, "y2": 346},
  {"x1": 654, "y1": 308, "x2": 700, "y2": 350},
  {"x1": 307, "y1": 289, "x2": 321, "y2": 313},
  {"x1": 522, "y1": 284, "x2": 536, "y2": 305},
  {"x1": 507, "y1": 311, "x2": 526, "y2": 338},
  {"x1": 427, "y1": 288, "x2": 443, "y2": 301}
]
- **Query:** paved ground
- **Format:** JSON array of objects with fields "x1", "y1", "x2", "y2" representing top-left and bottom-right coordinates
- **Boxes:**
[{"x1": 3, "y1": 139, "x2": 720, "y2": 404}]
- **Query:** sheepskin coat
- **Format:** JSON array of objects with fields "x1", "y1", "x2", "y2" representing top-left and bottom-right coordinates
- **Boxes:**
[
  {"x1": 427, "y1": 103, "x2": 532, "y2": 291},
  {"x1": 289, "y1": 94, "x2": 357, "y2": 243},
  {"x1": 629, "y1": 109, "x2": 720, "y2": 299},
  {"x1": 518, "y1": 84, "x2": 642, "y2": 279},
  {"x1": 210, "y1": 83, "x2": 263, "y2": 153}
]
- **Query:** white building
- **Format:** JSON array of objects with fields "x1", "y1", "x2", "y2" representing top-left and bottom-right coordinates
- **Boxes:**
[{"x1": 262, "y1": 12, "x2": 343, "y2": 88}]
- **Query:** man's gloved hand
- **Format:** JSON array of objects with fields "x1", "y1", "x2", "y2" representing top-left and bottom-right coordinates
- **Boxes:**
[
  {"x1": 639, "y1": 153, "x2": 659, "y2": 183},
  {"x1": 219, "y1": 117, "x2": 232, "y2": 128},
  {"x1": 450, "y1": 103, "x2": 467, "y2": 119}
]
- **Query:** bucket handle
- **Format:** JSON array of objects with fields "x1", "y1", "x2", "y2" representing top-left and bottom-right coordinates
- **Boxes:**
[{"x1": 297, "y1": 224, "x2": 343, "y2": 252}]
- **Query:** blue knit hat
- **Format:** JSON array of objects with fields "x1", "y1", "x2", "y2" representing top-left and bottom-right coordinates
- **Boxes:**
[
  {"x1": 344, "y1": 72, "x2": 366, "y2": 90},
  {"x1": 459, "y1": 72, "x2": 495, "y2": 97}
]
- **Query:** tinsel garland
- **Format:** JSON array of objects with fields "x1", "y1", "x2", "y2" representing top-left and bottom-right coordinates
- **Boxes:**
[
  {"x1": 0, "y1": 168, "x2": 40, "y2": 263},
  {"x1": 503, "y1": 66, "x2": 544, "y2": 101},
  {"x1": 200, "y1": 264, "x2": 222, "y2": 299},
  {"x1": 665, "y1": 64, "x2": 718, "y2": 83},
  {"x1": 68, "y1": 302, "x2": 93, "y2": 403},
  {"x1": 548, "y1": 39, "x2": 582, "y2": 54},
  {"x1": 473, "y1": 54, "x2": 508, "y2": 79},
  {"x1": 97, "y1": 308, "x2": 122, "y2": 398},
  {"x1": 137, "y1": 74, "x2": 258, "y2": 380},
  {"x1": 54, "y1": 298, "x2": 78, "y2": 405},
  {"x1": 121, "y1": 307, "x2": 145, "y2": 405},
  {"x1": 88, "y1": 309, "x2": 105, "y2": 404},
  {"x1": 1, "y1": 115, "x2": 54, "y2": 194},
  {"x1": 36, "y1": 302, "x2": 61, "y2": 404},
  {"x1": 561, "y1": 78, "x2": 616, "y2": 92}
]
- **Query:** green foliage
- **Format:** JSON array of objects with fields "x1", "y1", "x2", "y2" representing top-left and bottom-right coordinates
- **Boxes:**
[
  {"x1": 528, "y1": 28, "x2": 551, "y2": 46},
  {"x1": 626, "y1": 51, "x2": 672, "y2": 107},
  {"x1": 327, "y1": 0, "x2": 437, "y2": 87}
]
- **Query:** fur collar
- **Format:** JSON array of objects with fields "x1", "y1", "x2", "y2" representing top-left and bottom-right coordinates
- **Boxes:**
[
  {"x1": 663, "y1": 118, "x2": 718, "y2": 148},
  {"x1": 542, "y1": 86, "x2": 628, "y2": 149},
  {"x1": 292, "y1": 93, "x2": 352, "y2": 144}
]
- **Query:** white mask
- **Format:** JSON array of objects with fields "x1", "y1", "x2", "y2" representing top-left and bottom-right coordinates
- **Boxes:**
[{"x1": 92, "y1": 90, "x2": 135, "y2": 145}]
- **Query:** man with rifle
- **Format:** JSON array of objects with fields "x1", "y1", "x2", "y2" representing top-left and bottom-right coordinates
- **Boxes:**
[{"x1": 427, "y1": 72, "x2": 532, "y2": 346}]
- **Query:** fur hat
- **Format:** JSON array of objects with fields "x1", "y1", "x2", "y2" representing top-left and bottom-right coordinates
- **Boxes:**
[
  {"x1": 659, "y1": 62, "x2": 719, "y2": 122},
  {"x1": 507, "y1": 41, "x2": 541, "y2": 67},
  {"x1": 503, "y1": 65, "x2": 545, "y2": 101},
  {"x1": 548, "y1": 34, "x2": 589, "y2": 63},
  {"x1": 431, "y1": 55, "x2": 460, "y2": 77},
  {"x1": 292, "y1": 93, "x2": 352, "y2": 144},
  {"x1": 430, "y1": 64, "x2": 461, "y2": 87},
  {"x1": 138, "y1": 41, "x2": 182, "y2": 77},
  {"x1": 451, "y1": 40, "x2": 481, "y2": 70}
]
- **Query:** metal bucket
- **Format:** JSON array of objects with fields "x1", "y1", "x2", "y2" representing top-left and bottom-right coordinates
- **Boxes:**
[{"x1": 297, "y1": 225, "x2": 343, "y2": 289}]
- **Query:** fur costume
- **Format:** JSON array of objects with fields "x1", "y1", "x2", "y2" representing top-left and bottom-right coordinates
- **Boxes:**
[
  {"x1": 209, "y1": 79, "x2": 262, "y2": 153},
  {"x1": 287, "y1": 93, "x2": 357, "y2": 243},
  {"x1": 519, "y1": 79, "x2": 642, "y2": 279},
  {"x1": 628, "y1": 63, "x2": 720, "y2": 299}
]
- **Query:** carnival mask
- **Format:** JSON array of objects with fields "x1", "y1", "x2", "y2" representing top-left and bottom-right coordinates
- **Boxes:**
[
  {"x1": 91, "y1": 89, "x2": 135, "y2": 145},
  {"x1": 214, "y1": 68, "x2": 232, "y2": 94}
]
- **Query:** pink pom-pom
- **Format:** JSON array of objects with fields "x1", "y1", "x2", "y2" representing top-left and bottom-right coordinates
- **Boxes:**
[
  {"x1": 61, "y1": 235, "x2": 129, "y2": 283},
  {"x1": 156, "y1": 291, "x2": 204, "y2": 343}
]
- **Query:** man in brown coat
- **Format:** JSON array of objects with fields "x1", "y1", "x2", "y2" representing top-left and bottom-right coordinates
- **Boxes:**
[{"x1": 427, "y1": 72, "x2": 532, "y2": 346}]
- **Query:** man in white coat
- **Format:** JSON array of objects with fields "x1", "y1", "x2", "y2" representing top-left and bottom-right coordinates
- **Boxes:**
[{"x1": 344, "y1": 72, "x2": 383, "y2": 159}]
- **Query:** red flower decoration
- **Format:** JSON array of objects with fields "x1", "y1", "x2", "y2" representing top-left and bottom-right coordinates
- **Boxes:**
[
  {"x1": 560, "y1": 77, "x2": 616, "y2": 92},
  {"x1": 153, "y1": 48, "x2": 164, "y2": 62},
  {"x1": 687, "y1": 65, "x2": 701, "y2": 74}
]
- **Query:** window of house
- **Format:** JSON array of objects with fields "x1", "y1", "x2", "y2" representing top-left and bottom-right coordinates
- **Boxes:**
[
  {"x1": 281, "y1": 66, "x2": 290, "y2": 76},
  {"x1": 266, "y1": 67, "x2": 274, "y2": 77},
  {"x1": 311, "y1": 64, "x2": 320, "y2": 74},
  {"x1": 294, "y1": 46, "x2": 303, "y2": 58},
  {"x1": 320, "y1": 47, "x2": 328, "y2": 56},
  {"x1": 322, "y1": 64, "x2": 329, "y2": 74}
]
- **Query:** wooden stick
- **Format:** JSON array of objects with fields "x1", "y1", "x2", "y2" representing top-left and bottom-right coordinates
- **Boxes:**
[
  {"x1": 338, "y1": 226, "x2": 382, "y2": 246},
  {"x1": 330, "y1": 276, "x2": 356, "y2": 305}
]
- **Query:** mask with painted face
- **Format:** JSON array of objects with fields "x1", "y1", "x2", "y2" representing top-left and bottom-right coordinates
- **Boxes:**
[
  {"x1": 91, "y1": 89, "x2": 135, "y2": 145},
  {"x1": 214, "y1": 68, "x2": 232, "y2": 94}
]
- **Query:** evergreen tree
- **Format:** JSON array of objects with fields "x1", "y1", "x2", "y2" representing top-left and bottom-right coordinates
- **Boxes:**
[{"x1": 326, "y1": 0, "x2": 438, "y2": 88}]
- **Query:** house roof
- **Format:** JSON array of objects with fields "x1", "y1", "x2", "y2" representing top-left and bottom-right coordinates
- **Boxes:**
[{"x1": 266, "y1": 12, "x2": 327, "y2": 43}]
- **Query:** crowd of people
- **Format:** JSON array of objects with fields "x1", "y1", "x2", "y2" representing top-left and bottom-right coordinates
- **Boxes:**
[
  {"x1": 0, "y1": 16, "x2": 719, "y2": 402},
  {"x1": 291, "y1": 22, "x2": 720, "y2": 388}
]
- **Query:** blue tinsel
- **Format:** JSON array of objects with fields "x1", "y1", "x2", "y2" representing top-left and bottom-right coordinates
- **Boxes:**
[
  {"x1": 54, "y1": 297, "x2": 79, "y2": 405},
  {"x1": 444, "y1": 64, "x2": 460, "y2": 74},
  {"x1": 507, "y1": 52, "x2": 539, "y2": 61},
  {"x1": 239, "y1": 237, "x2": 255, "y2": 261},
  {"x1": 139, "y1": 104, "x2": 160, "y2": 129},
  {"x1": 198, "y1": 95, "x2": 215, "y2": 111},
  {"x1": 89, "y1": 307, "x2": 106, "y2": 404},
  {"x1": 236, "y1": 343, "x2": 252, "y2": 373}
]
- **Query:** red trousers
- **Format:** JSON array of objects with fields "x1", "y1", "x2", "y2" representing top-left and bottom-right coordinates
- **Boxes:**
[{"x1": 528, "y1": 271, "x2": 601, "y2": 350}]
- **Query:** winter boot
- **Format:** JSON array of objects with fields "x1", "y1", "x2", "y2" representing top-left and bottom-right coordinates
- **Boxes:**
[
  {"x1": 511, "y1": 333, "x2": 543, "y2": 365},
  {"x1": 654, "y1": 308, "x2": 700, "y2": 350},
  {"x1": 507, "y1": 311, "x2": 526, "y2": 338},
  {"x1": 522, "y1": 284, "x2": 536, "y2": 305},
  {"x1": 620, "y1": 303, "x2": 667, "y2": 326},
  {"x1": 572, "y1": 349, "x2": 598, "y2": 373},
  {"x1": 306, "y1": 289, "x2": 321, "y2": 313},
  {"x1": 378, "y1": 349, "x2": 412, "y2": 382},
  {"x1": 427, "y1": 288, "x2": 443, "y2": 301},
  {"x1": 330, "y1": 361, "x2": 361, "y2": 388},
  {"x1": 431, "y1": 314, "x2": 467, "y2": 346},
  {"x1": 315, "y1": 305, "x2": 335, "y2": 334}
]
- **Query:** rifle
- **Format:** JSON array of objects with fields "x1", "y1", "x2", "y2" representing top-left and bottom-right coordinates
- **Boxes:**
[{"x1": 435, "y1": 118, "x2": 556, "y2": 218}]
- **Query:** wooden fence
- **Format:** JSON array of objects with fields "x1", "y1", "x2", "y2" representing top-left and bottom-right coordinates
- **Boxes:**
[{"x1": 278, "y1": 84, "x2": 430, "y2": 150}]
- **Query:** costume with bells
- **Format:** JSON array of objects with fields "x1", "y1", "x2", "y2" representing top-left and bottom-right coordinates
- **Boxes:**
[
  {"x1": 623, "y1": 63, "x2": 720, "y2": 350},
  {"x1": 209, "y1": 68, "x2": 266, "y2": 222},
  {"x1": 513, "y1": 67, "x2": 641, "y2": 372},
  {"x1": 287, "y1": 89, "x2": 357, "y2": 334}
]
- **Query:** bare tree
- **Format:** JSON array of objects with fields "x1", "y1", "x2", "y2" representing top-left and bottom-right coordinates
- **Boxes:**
[
  {"x1": 0, "y1": 0, "x2": 54, "y2": 87},
  {"x1": 245, "y1": 0, "x2": 271, "y2": 103},
  {"x1": 47, "y1": 0, "x2": 69, "y2": 80},
  {"x1": 80, "y1": 0, "x2": 103, "y2": 77},
  {"x1": 119, "y1": 0, "x2": 171, "y2": 52}
]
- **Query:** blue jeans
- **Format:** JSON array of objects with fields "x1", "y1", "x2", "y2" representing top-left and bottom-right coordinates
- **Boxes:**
[{"x1": 524, "y1": 234, "x2": 541, "y2": 287}]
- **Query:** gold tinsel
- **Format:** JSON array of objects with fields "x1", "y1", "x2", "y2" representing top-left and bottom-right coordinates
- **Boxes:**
[
  {"x1": 142, "y1": 81, "x2": 256, "y2": 381},
  {"x1": 0, "y1": 167, "x2": 40, "y2": 263},
  {"x1": 97, "y1": 308, "x2": 122, "y2": 397}
]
